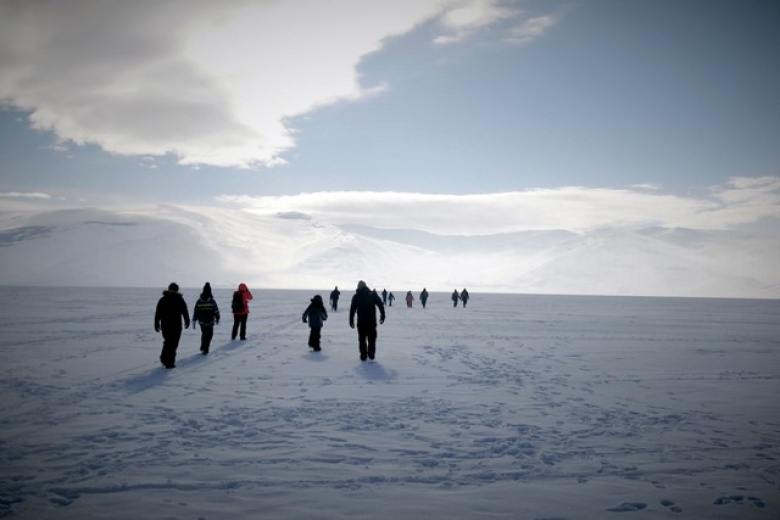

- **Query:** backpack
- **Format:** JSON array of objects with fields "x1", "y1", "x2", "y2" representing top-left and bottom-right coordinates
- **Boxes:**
[{"x1": 231, "y1": 291, "x2": 245, "y2": 313}]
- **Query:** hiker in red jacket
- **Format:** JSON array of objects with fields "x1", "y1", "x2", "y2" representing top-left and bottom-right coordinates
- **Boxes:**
[{"x1": 231, "y1": 283, "x2": 253, "y2": 341}]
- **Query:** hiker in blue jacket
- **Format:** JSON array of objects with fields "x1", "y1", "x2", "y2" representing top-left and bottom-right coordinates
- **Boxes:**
[{"x1": 193, "y1": 282, "x2": 220, "y2": 354}]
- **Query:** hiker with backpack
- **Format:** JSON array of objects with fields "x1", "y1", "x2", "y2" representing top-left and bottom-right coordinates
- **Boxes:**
[
  {"x1": 192, "y1": 282, "x2": 220, "y2": 354},
  {"x1": 231, "y1": 283, "x2": 253, "y2": 341}
]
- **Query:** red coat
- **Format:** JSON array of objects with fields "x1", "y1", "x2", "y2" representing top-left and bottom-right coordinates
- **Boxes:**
[{"x1": 233, "y1": 283, "x2": 254, "y2": 315}]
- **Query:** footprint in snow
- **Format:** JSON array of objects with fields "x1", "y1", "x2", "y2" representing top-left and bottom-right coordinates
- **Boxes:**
[
  {"x1": 714, "y1": 495, "x2": 765, "y2": 508},
  {"x1": 660, "y1": 499, "x2": 682, "y2": 513},
  {"x1": 607, "y1": 502, "x2": 646, "y2": 512}
]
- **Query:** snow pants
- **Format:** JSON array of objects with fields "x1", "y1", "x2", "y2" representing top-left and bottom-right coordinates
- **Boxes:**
[
  {"x1": 308, "y1": 327, "x2": 322, "y2": 351},
  {"x1": 232, "y1": 314, "x2": 248, "y2": 340},
  {"x1": 199, "y1": 324, "x2": 214, "y2": 353},
  {"x1": 160, "y1": 326, "x2": 183, "y2": 367},
  {"x1": 357, "y1": 324, "x2": 377, "y2": 360}
]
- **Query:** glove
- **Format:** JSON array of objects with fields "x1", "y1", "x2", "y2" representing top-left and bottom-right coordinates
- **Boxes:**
[
  {"x1": 185, "y1": 322, "x2": 190, "y2": 329},
  {"x1": 302, "y1": 318, "x2": 307, "y2": 323},
  {"x1": 379, "y1": 317, "x2": 385, "y2": 325},
  {"x1": 349, "y1": 322, "x2": 355, "y2": 329},
  {"x1": 155, "y1": 326, "x2": 160, "y2": 333}
]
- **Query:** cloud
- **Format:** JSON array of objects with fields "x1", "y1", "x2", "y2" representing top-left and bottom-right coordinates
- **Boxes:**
[
  {"x1": 433, "y1": 0, "x2": 519, "y2": 45},
  {"x1": 216, "y1": 176, "x2": 780, "y2": 235},
  {"x1": 0, "y1": 191, "x2": 52, "y2": 200},
  {"x1": 507, "y1": 14, "x2": 555, "y2": 44},
  {"x1": 0, "y1": 0, "x2": 561, "y2": 170},
  {"x1": 433, "y1": 0, "x2": 565, "y2": 46}
]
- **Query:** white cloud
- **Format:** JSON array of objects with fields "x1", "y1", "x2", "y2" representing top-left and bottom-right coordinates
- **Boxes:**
[
  {"x1": 0, "y1": 191, "x2": 52, "y2": 200},
  {"x1": 216, "y1": 176, "x2": 780, "y2": 235},
  {"x1": 506, "y1": 13, "x2": 561, "y2": 44},
  {"x1": 0, "y1": 0, "x2": 561, "y2": 169},
  {"x1": 433, "y1": 0, "x2": 519, "y2": 45}
]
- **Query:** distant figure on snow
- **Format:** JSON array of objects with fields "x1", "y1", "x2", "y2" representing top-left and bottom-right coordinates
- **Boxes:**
[
  {"x1": 420, "y1": 288, "x2": 429, "y2": 309},
  {"x1": 154, "y1": 282, "x2": 190, "y2": 369},
  {"x1": 382, "y1": 288, "x2": 388, "y2": 305},
  {"x1": 405, "y1": 290, "x2": 414, "y2": 308},
  {"x1": 231, "y1": 283, "x2": 253, "y2": 341},
  {"x1": 451, "y1": 289, "x2": 459, "y2": 308},
  {"x1": 192, "y1": 282, "x2": 220, "y2": 355},
  {"x1": 349, "y1": 280, "x2": 386, "y2": 361},
  {"x1": 460, "y1": 288, "x2": 470, "y2": 308},
  {"x1": 388, "y1": 292, "x2": 395, "y2": 307},
  {"x1": 302, "y1": 294, "x2": 328, "y2": 352},
  {"x1": 330, "y1": 286, "x2": 341, "y2": 311}
]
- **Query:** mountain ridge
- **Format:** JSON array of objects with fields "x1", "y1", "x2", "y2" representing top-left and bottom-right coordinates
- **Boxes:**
[{"x1": 0, "y1": 205, "x2": 777, "y2": 298}]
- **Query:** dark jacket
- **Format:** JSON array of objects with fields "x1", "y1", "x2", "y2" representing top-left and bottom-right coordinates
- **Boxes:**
[
  {"x1": 193, "y1": 294, "x2": 220, "y2": 326},
  {"x1": 303, "y1": 296, "x2": 329, "y2": 329},
  {"x1": 155, "y1": 290, "x2": 190, "y2": 330},
  {"x1": 349, "y1": 286, "x2": 385, "y2": 328}
]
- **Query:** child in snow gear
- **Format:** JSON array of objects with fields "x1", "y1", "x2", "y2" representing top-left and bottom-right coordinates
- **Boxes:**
[
  {"x1": 349, "y1": 280, "x2": 385, "y2": 361},
  {"x1": 329, "y1": 286, "x2": 341, "y2": 311},
  {"x1": 193, "y1": 282, "x2": 220, "y2": 354},
  {"x1": 231, "y1": 283, "x2": 253, "y2": 340},
  {"x1": 420, "y1": 288, "x2": 429, "y2": 308},
  {"x1": 302, "y1": 294, "x2": 328, "y2": 351},
  {"x1": 154, "y1": 283, "x2": 190, "y2": 368}
]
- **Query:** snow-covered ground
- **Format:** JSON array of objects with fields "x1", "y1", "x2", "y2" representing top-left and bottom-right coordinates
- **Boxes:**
[{"x1": 1, "y1": 287, "x2": 778, "y2": 519}]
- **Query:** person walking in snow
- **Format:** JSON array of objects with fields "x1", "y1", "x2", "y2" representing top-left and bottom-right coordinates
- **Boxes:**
[
  {"x1": 192, "y1": 282, "x2": 220, "y2": 355},
  {"x1": 231, "y1": 283, "x2": 253, "y2": 341},
  {"x1": 381, "y1": 288, "x2": 388, "y2": 305},
  {"x1": 460, "y1": 288, "x2": 470, "y2": 308},
  {"x1": 451, "y1": 289, "x2": 459, "y2": 308},
  {"x1": 349, "y1": 280, "x2": 386, "y2": 361},
  {"x1": 405, "y1": 290, "x2": 414, "y2": 308},
  {"x1": 388, "y1": 292, "x2": 395, "y2": 307},
  {"x1": 302, "y1": 294, "x2": 328, "y2": 352},
  {"x1": 420, "y1": 288, "x2": 429, "y2": 309},
  {"x1": 329, "y1": 286, "x2": 341, "y2": 312},
  {"x1": 154, "y1": 282, "x2": 190, "y2": 369}
]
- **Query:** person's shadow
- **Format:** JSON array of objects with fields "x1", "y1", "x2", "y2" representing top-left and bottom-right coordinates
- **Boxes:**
[{"x1": 355, "y1": 362, "x2": 397, "y2": 381}]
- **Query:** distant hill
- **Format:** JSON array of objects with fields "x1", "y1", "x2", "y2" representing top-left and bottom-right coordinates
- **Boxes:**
[{"x1": 0, "y1": 205, "x2": 777, "y2": 298}]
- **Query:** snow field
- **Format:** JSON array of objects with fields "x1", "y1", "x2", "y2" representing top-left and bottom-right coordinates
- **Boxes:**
[{"x1": 0, "y1": 287, "x2": 778, "y2": 519}]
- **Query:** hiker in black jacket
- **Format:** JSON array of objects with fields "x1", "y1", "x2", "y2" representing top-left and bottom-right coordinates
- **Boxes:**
[
  {"x1": 349, "y1": 280, "x2": 385, "y2": 361},
  {"x1": 154, "y1": 283, "x2": 190, "y2": 368},
  {"x1": 302, "y1": 294, "x2": 328, "y2": 351}
]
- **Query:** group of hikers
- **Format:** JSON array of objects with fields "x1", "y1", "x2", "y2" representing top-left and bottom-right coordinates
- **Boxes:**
[
  {"x1": 329, "y1": 287, "x2": 469, "y2": 310},
  {"x1": 154, "y1": 281, "x2": 469, "y2": 369},
  {"x1": 154, "y1": 282, "x2": 253, "y2": 369}
]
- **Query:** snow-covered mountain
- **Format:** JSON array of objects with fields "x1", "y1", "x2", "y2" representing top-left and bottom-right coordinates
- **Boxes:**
[{"x1": 0, "y1": 205, "x2": 777, "y2": 298}]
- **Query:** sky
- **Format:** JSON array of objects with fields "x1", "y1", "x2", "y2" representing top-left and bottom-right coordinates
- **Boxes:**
[{"x1": 1, "y1": 0, "x2": 779, "y2": 237}]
